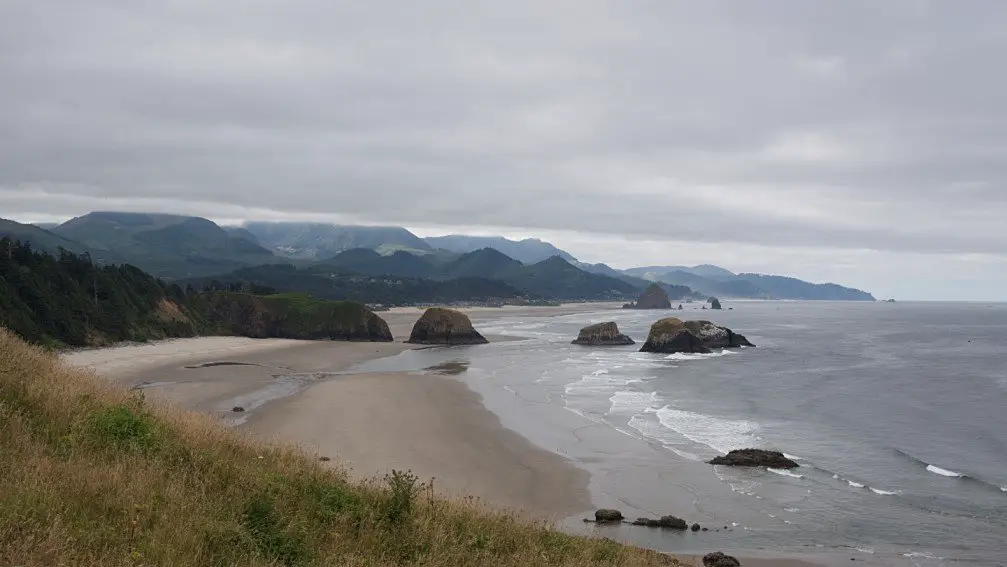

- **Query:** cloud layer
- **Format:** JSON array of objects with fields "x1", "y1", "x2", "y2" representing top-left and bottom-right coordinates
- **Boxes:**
[{"x1": 2, "y1": 1, "x2": 1006, "y2": 299}]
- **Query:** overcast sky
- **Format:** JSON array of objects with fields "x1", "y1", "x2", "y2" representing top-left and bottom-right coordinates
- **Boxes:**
[{"x1": 2, "y1": 1, "x2": 1006, "y2": 300}]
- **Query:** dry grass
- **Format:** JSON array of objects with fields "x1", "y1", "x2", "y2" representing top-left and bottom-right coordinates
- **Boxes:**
[{"x1": 0, "y1": 328, "x2": 678, "y2": 567}]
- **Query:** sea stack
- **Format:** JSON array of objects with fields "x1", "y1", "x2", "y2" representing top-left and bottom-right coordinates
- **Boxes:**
[
  {"x1": 407, "y1": 307, "x2": 489, "y2": 345},
  {"x1": 571, "y1": 322, "x2": 635, "y2": 346},
  {"x1": 708, "y1": 449, "x2": 799, "y2": 469},
  {"x1": 639, "y1": 318, "x2": 754, "y2": 354},
  {"x1": 624, "y1": 283, "x2": 672, "y2": 309}
]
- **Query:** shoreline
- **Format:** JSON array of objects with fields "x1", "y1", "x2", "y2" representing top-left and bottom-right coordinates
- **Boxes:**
[{"x1": 60, "y1": 303, "x2": 882, "y2": 566}]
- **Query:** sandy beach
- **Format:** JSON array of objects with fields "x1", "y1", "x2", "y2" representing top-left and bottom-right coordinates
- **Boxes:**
[{"x1": 62, "y1": 304, "x2": 603, "y2": 520}]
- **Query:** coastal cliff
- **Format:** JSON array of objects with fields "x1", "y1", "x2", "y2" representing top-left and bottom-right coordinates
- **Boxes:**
[{"x1": 199, "y1": 291, "x2": 393, "y2": 341}]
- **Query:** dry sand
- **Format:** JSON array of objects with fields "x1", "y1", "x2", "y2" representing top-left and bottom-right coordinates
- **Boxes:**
[{"x1": 247, "y1": 371, "x2": 590, "y2": 518}]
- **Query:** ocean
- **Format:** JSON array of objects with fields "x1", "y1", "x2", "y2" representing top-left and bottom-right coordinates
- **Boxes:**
[{"x1": 351, "y1": 301, "x2": 1007, "y2": 566}]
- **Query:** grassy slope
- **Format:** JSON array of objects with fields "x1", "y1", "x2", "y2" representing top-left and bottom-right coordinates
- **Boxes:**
[{"x1": 0, "y1": 328, "x2": 676, "y2": 567}]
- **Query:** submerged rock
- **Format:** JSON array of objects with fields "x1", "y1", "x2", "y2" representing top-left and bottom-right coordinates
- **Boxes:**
[
  {"x1": 594, "y1": 509, "x2": 624, "y2": 523},
  {"x1": 691, "y1": 522, "x2": 701, "y2": 532},
  {"x1": 708, "y1": 449, "x2": 799, "y2": 469},
  {"x1": 571, "y1": 322, "x2": 635, "y2": 346},
  {"x1": 407, "y1": 307, "x2": 488, "y2": 345},
  {"x1": 623, "y1": 283, "x2": 672, "y2": 310},
  {"x1": 703, "y1": 552, "x2": 741, "y2": 567},
  {"x1": 639, "y1": 318, "x2": 754, "y2": 354}
]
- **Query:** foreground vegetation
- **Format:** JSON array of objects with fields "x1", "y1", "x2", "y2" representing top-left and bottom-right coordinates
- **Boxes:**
[{"x1": 0, "y1": 328, "x2": 675, "y2": 566}]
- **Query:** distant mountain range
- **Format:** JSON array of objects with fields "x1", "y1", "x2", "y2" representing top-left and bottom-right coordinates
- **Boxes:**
[
  {"x1": 243, "y1": 222, "x2": 432, "y2": 259},
  {"x1": 21, "y1": 212, "x2": 278, "y2": 278},
  {"x1": 0, "y1": 211, "x2": 875, "y2": 302},
  {"x1": 423, "y1": 235, "x2": 576, "y2": 264},
  {"x1": 622, "y1": 264, "x2": 874, "y2": 301}
]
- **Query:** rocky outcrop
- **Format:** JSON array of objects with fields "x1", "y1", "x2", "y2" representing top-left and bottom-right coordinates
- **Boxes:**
[
  {"x1": 639, "y1": 318, "x2": 754, "y2": 354},
  {"x1": 710, "y1": 297, "x2": 722, "y2": 310},
  {"x1": 630, "y1": 515, "x2": 687, "y2": 529},
  {"x1": 708, "y1": 449, "x2": 799, "y2": 469},
  {"x1": 623, "y1": 283, "x2": 671, "y2": 310},
  {"x1": 406, "y1": 306, "x2": 489, "y2": 346},
  {"x1": 703, "y1": 552, "x2": 741, "y2": 567},
  {"x1": 571, "y1": 322, "x2": 634, "y2": 346},
  {"x1": 407, "y1": 307, "x2": 488, "y2": 345},
  {"x1": 594, "y1": 509, "x2": 624, "y2": 523}
]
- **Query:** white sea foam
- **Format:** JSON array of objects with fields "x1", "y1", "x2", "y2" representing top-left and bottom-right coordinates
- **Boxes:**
[
  {"x1": 783, "y1": 452, "x2": 801, "y2": 460},
  {"x1": 664, "y1": 350, "x2": 736, "y2": 361},
  {"x1": 847, "y1": 480, "x2": 865, "y2": 489},
  {"x1": 768, "y1": 468, "x2": 804, "y2": 479},
  {"x1": 869, "y1": 487, "x2": 899, "y2": 496},
  {"x1": 926, "y1": 464, "x2": 963, "y2": 477},
  {"x1": 651, "y1": 406, "x2": 760, "y2": 454},
  {"x1": 564, "y1": 374, "x2": 641, "y2": 395},
  {"x1": 609, "y1": 391, "x2": 660, "y2": 414},
  {"x1": 626, "y1": 415, "x2": 702, "y2": 460}
]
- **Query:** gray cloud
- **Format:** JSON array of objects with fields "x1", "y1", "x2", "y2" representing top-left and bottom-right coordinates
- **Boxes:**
[{"x1": 2, "y1": 1, "x2": 1007, "y2": 298}]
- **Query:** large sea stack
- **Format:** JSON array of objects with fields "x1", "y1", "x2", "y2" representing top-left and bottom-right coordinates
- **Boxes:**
[
  {"x1": 407, "y1": 307, "x2": 489, "y2": 345},
  {"x1": 624, "y1": 283, "x2": 671, "y2": 309},
  {"x1": 639, "y1": 318, "x2": 754, "y2": 354},
  {"x1": 572, "y1": 322, "x2": 635, "y2": 346}
]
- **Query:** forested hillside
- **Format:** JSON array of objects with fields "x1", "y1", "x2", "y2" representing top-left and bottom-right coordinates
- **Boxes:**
[
  {"x1": 0, "y1": 240, "x2": 394, "y2": 347},
  {"x1": 0, "y1": 239, "x2": 200, "y2": 347},
  {"x1": 183, "y1": 264, "x2": 530, "y2": 306}
]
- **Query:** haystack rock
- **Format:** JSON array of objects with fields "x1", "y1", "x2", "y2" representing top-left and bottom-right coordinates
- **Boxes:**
[
  {"x1": 572, "y1": 322, "x2": 635, "y2": 346},
  {"x1": 708, "y1": 449, "x2": 798, "y2": 469},
  {"x1": 639, "y1": 318, "x2": 754, "y2": 354},
  {"x1": 623, "y1": 283, "x2": 671, "y2": 309},
  {"x1": 407, "y1": 308, "x2": 488, "y2": 345}
]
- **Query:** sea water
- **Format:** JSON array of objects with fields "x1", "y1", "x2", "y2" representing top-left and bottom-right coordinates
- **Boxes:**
[{"x1": 351, "y1": 301, "x2": 1007, "y2": 566}]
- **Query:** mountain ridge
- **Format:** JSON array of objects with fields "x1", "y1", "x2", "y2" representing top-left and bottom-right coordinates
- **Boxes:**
[{"x1": 3, "y1": 213, "x2": 875, "y2": 300}]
